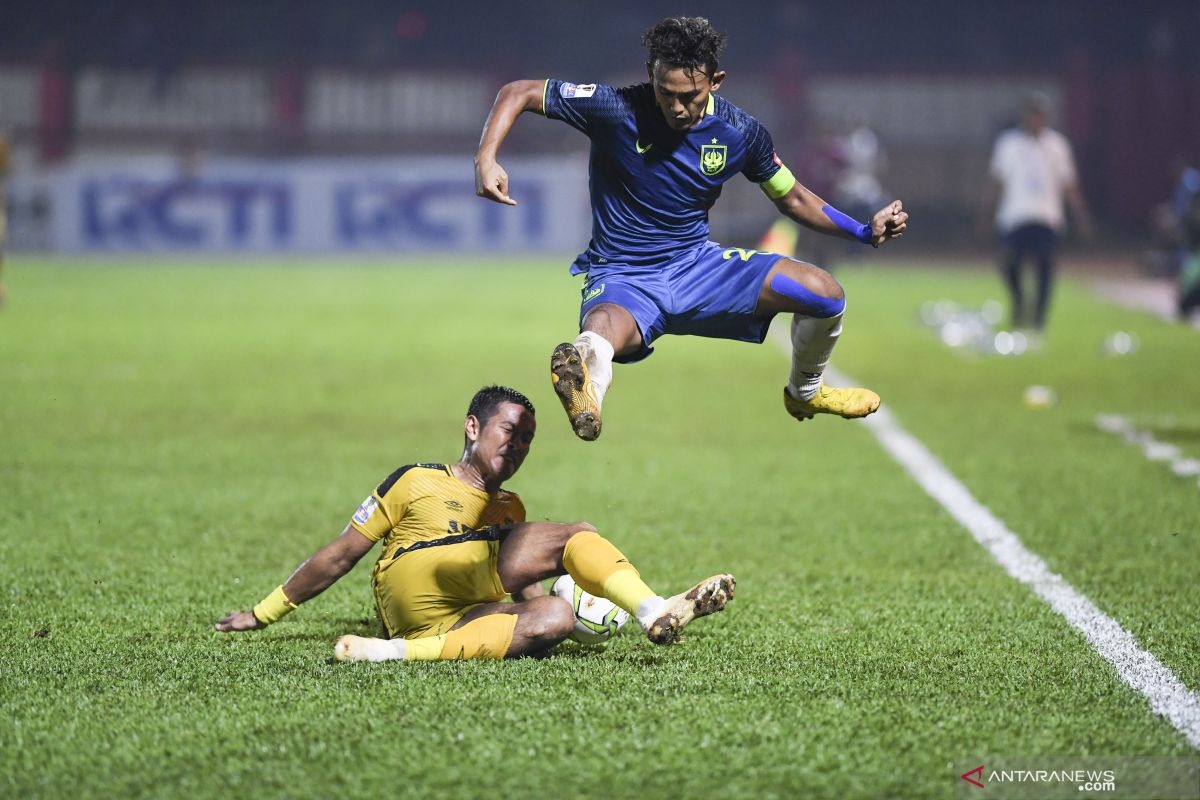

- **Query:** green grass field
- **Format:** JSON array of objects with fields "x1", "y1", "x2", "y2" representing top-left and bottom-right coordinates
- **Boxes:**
[{"x1": 2, "y1": 256, "x2": 1197, "y2": 799}]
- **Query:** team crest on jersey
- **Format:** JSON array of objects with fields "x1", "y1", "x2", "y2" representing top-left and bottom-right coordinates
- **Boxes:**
[
  {"x1": 700, "y1": 143, "x2": 727, "y2": 176},
  {"x1": 353, "y1": 495, "x2": 378, "y2": 525},
  {"x1": 560, "y1": 82, "x2": 596, "y2": 99}
]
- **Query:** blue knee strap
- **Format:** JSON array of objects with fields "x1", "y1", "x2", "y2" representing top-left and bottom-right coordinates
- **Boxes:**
[{"x1": 769, "y1": 272, "x2": 846, "y2": 318}]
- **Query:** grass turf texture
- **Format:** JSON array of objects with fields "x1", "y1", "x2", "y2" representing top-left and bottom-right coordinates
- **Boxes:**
[{"x1": 1, "y1": 257, "x2": 1196, "y2": 799}]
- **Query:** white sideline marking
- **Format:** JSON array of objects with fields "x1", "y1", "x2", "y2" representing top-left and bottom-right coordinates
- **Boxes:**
[
  {"x1": 1096, "y1": 415, "x2": 1200, "y2": 486},
  {"x1": 774, "y1": 337, "x2": 1200, "y2": 747}
]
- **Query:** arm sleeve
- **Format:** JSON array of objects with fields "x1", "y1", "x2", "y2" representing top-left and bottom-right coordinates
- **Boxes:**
[
  {"x1": 349, "y1": 470, "x2": 412, "y2": 541},
  {"x1": 740, "y1": 118, "x2": 796, "y2": 198},
  {"x1": 542, "y1": 79, "x2": 623, "y2": 135}
]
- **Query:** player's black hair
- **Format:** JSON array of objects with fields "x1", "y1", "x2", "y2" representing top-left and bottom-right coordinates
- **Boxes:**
[
  {"x1": 642, "y1": 16, "x2": 727, "y2": 78},
  {"x1": 466, "y1": 385, "x2": 536, "y2": 427}
]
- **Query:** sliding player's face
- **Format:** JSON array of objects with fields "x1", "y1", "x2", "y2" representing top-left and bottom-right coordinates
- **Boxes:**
[
  {"x1": 648, "y1": 61, "x2": 725, "y2": 131},
  {"x1": 474, "y1": 402, "x2": 536, "y2": 482}
]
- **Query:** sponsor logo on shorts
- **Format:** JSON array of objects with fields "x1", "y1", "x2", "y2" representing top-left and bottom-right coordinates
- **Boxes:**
[
  {"x1": 701, "y1": 141, "x2": 727, "y2": 176},
  {"x1": 353, "y1": 496, "x2": 378, "y2": 525},
  {"x1": 560, "y1": 82, "x2": 596, "y2": 99},
  {"x1": 583, "y1": 283, "x2": 605, "y2": 303}
]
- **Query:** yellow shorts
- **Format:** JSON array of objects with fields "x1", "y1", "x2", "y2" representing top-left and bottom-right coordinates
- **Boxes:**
[{"x1": 372, "y1": 540, "x2": 507, "y2": 640}]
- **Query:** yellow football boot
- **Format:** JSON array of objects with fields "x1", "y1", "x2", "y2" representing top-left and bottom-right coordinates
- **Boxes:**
[
  {"x1": 550, "y1": 342, "x2": 602, "y2": 441},
  {"x1": 783, "y1": 384, "x2": 881, "y2": 421}
]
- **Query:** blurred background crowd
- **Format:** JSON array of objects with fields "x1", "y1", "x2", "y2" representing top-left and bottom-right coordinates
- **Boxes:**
[{"x1": 0, "y1": 0, "x2": 1197, "y2": 260}]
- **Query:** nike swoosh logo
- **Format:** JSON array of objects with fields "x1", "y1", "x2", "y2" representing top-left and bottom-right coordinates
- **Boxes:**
[{"x1": 635, "y1": 139, "x2": 653, "y2": 154}]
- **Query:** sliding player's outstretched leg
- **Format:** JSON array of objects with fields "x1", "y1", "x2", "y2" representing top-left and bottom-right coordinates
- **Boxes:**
[
  {"x1": 559, "y1": 527, "x2": 734, "y2": 646},
  {"x1": 644, "y1": 573, "x2": 736, "y2": 645},
  {"x1": 335, "y1": 596, "x2": 573, "y2": 662}
]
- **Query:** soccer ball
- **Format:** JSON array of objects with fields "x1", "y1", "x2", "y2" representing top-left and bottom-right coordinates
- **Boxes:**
[{"x1": 551, "y1": 574, "x2": 630, "y2": 644}]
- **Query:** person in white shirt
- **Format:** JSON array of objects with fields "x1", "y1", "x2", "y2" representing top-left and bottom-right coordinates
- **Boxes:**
[{"x1": 980, "y1": 93, "x2": 1092, "y2": 331}]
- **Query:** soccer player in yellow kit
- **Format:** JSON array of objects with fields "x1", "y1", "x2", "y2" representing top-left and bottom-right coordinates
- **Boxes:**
[{"x1": 215, "y1": 386, "x2": 734, "y2": 661}]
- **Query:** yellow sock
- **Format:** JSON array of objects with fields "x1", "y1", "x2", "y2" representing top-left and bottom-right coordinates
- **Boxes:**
[
  {"x1": 563, "y1": 530, "x2": 657, "y2": 616},
  {"x1": 403, "y1": 614, "x2": 517, "y2": 661}
]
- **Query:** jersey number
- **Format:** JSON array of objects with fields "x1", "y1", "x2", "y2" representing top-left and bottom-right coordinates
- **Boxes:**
[{"x1": 722, "y1": 248, "x2": 759, "y2": 262}]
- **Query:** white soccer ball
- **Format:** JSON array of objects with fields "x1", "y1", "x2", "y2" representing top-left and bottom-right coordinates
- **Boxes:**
[{"x1": 551, "y1": 574, "x2": 630, "y2": 644}]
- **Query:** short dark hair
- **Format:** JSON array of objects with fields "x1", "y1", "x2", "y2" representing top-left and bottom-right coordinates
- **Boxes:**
[
  {"x1": 466, "y1": 385, "x2": 535, "y2": 427},
  {"x1": 642, "y1": 16, "x2": 727, "y2": 78}
]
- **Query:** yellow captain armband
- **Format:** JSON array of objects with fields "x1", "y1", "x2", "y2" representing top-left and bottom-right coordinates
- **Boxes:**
[
  {"x1": 759, "y1": 164, "x2": 797, "y2": 200},
  {"x1": 252, "y1": 585, "x2": 298, "y2": 625}
]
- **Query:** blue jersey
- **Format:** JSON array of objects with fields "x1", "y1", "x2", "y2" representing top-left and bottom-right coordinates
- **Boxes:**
[{"x1": 542, "y1": 79, "x2": 796, "y2": 274}]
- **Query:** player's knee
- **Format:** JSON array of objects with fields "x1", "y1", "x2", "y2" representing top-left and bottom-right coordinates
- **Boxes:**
[
  {"x1": 813, "y1": 268, "x2": 845, "y2": 303},
  {"x1": 770, "y1": 264, "x2": 845, "y2": 317},
  {"x1": 547, "y1": 596, "x2": 576, "y2": 638},
  {"x1": 525, "y1": 596, "x2": 575, "y2": 641}
]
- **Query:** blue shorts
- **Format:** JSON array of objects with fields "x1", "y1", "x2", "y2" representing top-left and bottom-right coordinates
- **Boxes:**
[{"x1": 577, "y1": 242, "x2": 783, "y2": 363}]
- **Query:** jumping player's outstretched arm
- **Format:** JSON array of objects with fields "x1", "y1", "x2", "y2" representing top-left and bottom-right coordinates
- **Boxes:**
[
  {"x1": 475, "y1": 79, "x2": 547, "y2": 206},
  {"x1": 215, "y1": 525, "x2": 376, "y2": 632},
  {"x1": 772, "y1": 180, "x2": 908, "y2": 248}
]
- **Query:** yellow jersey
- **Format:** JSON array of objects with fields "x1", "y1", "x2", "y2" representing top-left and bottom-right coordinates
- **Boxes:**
[{"x1": 349, "y1": 463, "x2": 526, "y2": 562}]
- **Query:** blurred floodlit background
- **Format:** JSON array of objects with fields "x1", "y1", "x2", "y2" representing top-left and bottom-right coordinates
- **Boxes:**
[{"x1": 0, "y1": 0, "x2": 1197, "y2": 258}]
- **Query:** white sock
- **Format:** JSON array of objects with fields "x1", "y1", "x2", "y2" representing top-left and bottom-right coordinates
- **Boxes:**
[
  {"x1": 574, "y1": 331, "x2": 615, "y2": 408},
  {"x1": 635, "y1": 595, "x2": 667, "y2": 630},
  {"x1": 787, "y1": 310, "x2": 843, "y2": 400},
  {"x1": 365, "y1": 637, "x2": 406, "y2": 662}
]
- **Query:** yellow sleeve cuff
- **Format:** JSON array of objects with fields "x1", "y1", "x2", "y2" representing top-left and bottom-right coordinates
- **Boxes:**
[
  {"x1": 253, "y1": 585, "x2": 298, "y2": 625},
  {"x1": 759, "y1": 165, "x2": 796, "y2": 200}
]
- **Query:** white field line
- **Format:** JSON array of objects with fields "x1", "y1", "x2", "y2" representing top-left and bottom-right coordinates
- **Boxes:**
[
  {"x1": 1095, "y1": 415, "x2": 1200, "y2": 487},
  {"x1": 771, "y1": 332, "x2": 1200, "y2": 747}
]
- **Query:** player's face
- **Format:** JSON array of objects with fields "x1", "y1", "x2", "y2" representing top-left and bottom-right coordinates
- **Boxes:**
[
  {"x1": 474, "y1": 402, "x2": 536, "y2": 482},
  {"x1": 648, "y1": 61, "x2": 726, "y2": 131}
]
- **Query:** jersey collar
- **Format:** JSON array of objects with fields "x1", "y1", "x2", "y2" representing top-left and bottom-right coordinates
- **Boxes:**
[{"x1": 688, "y1": 93, "x2": 718, "y2": 131}]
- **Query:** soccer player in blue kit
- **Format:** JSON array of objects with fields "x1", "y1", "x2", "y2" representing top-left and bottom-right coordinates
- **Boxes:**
[{"x1": 475, "y1": 17, "x2": 908, "y2": 441}]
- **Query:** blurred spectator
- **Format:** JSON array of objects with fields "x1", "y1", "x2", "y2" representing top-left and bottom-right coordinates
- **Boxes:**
[
  {"x1": 1148, "y1": 160, "x2": 1199, "y2": 272},
  {"x1": 831, "y1": 116, "x2": 887, "y2": 261},
  {"x1": 1154, "y1": 162, "x2": 1200, "y2": 319},
  {"x1": 832, "y1": 116, "x2": 887, "y2": 227},
  {"x1": 979, "y1": 92, "x2": 1093, "y2": 332}
]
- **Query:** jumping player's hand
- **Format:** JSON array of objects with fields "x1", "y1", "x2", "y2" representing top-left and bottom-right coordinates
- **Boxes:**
[
  {"x1": 475, "y1": 159, "x2": 518, "y2": 206},
  {"x1": 215, "y1": 610, "x2": 265, "y2": 632},
  {"x1": 870, "y1": 200, "x2": 908, "y2": 247}
]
